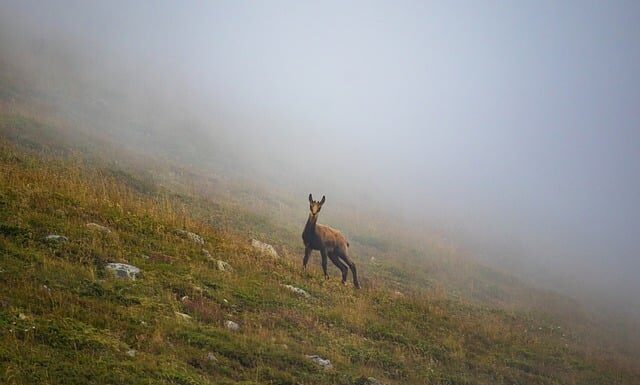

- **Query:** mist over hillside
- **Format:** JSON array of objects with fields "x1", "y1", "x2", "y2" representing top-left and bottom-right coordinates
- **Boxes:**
[{"x1": 1, "y1": 0, "x2": 639, "y2": 327}]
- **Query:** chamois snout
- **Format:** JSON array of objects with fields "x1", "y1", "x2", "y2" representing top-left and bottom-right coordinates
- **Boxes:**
[{"x1": 308, "y1": 194, "x2": 325, "y2": 216}]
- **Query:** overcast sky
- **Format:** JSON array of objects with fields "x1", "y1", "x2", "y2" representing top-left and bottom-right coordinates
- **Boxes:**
[{"x1": 2, "y1": 1, "x2": 639, "y2": 301}]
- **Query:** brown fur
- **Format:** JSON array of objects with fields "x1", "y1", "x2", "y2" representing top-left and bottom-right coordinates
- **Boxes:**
[{"x1": 302, "y1": 194, "x2": 360, "y2": 288}]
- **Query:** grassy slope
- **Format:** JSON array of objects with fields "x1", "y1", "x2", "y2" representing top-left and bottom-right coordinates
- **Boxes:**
[{"x1": 1, "y1": 113, "x2": 639, "y2": 385}]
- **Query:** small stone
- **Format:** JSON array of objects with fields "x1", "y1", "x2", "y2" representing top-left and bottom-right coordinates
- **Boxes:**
[
  {"x1": 224, "y1": 320, "x2": 240, "y2": 331},
  {"x1": 175, "y1": 312, "x2": 192, "y2": 321},
  {"x1": 175, "y1": 229, "x2": 204, "y2": 245},
  {"x1": 206, "y1": 352, "x2": 218, "y2": 362},
  {"x1": 18, "y1": 313, "x2": 27, "y2": 320},
  {"x1": 216, "y1": 260, "x2": 234, "y2": 272},
  {"x1": 180, "y1": 296, "x2": 190, "y2": 304},
  {"x1": 127, "y1": 349, "x2": 137, "y2": 357},
  {"x1": 105, "y1": 263, "x2": 141, "y2": 280},
  {"x1": 86, "y1": 223, "x2": 111, "y2": 233},
  {"x1": 203, "y1": 250, "x2": 215, "y2": 262},
  {"x1": 306, "y1": 355, "x2": 332, "y2": 370},
  {"x1": 251, "y1": 239, "x2": 279, "y2": 258},
  {"x1": 282, "y1": 284, "x2": 311, "y2": 298},
  {"x1": 44, "y1": 234, "x2": 69, "y2": 242}
]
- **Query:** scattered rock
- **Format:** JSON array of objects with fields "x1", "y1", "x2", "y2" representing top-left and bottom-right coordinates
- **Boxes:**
[
  {"x1": 86, "y1": 223, "x2": 111, "y2": 233},
  {"x1": 44, "y1": 234, "x2": 69, "y2": 242},
  {"x1": 391, "y1": 290, "x2": 405, "y2": 298},
  {"x1": 126, "y1": 349, "x2": 137, "y2": 357},
  {"x1": 175, "y1": 229, "x2": 204, "y2": 245},
  {"x1": 251, "y1": 239, "x2": 279, "y2": 258},
  {"x1": 202, "y1": 249, "x2": 212, "y2": 259},
  {"x1": 175, "y1": 312, "x2": 192, "y2": 321},
  {"x1": 224, "y1": 320, "x2": 240, "y2": 331},
  {"x1": 206, "y1": 352, "x2": 218, "y2": 362},
  {"x1": 105, "y1": 263, "x2": 141, "y2": 280},
  {"x1": 18, "y1": 313, "x2": 28, "y2": 320},
  {"x1": 180, "y1": 295, "x2": 190, "y2": 304},
  {"x1": 355, "y1": 376, "x2": 382, "y2": 385},
  {"x1": 306, "y1": 355, "x2": 333, "y2": 370},
  {"x1": 282, "y1": 284, "x2": 311, "y2": 299},
  {"x1": 216, "y1": 260, "x2": 234, "y2": 272}
]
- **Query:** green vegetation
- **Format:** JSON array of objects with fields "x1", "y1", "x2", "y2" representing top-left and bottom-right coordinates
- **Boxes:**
[{"x1": 0, "y1": 112, "x2": 638, "y2": 385}]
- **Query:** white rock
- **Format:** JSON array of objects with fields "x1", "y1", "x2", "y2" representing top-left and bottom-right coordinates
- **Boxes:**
[
  {"x1": 251, "y1": 239, "x2": 278, "y2": 258},
  {"x1": 306, "y1": 355, "x2": 333, "y2": 370},
  {"x1": 175, "y1": 312, "x2": 192, "y2": 321},
  {"x1": 206, "y1": 352, "x2": 218, "y2": 362},
  {"x1": 127, "y1": 349, "x2": 137, "y2": 357},
  {"x1": 216, "y1": 260, "x2": 234, "y2": 272},
  {"x1": 175, "y1": 229, "x2": 204, "y2": 245},
  {"x1": 44, "y1": 234, "x2": 69, "y2": 242},
  {"x1": 282, "y1": 284, "x2": 311, "y2": 299},
  {"x1": 105, "y1": 263, "x2": 141, "y2": 280},
  {"x1": 224, "y1": 320, "x2": 240, "y2": 331},
  {"x1": 86, "y1": 223, "x2": 111, "y2": 233}
]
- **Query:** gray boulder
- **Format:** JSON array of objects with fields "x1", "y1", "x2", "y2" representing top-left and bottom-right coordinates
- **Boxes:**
[
  {"x1": 282, "y1": 284, "x2": 311, "y2": 299},
  {"x1": 251, "y1": 239, "x2": 279, "y2": 258},
  {"x1": 175, "y1": 229, "x2": 204, "y2": 245},
  {"x1": 224, "y1": 320, "x2": 240, "y2": 331},
  {"x1": 306, "y1": 355, "x2": 333, "y2": 370},
  {"x1": 105, "y1": 263, "x2": 141, "y2": 280}
]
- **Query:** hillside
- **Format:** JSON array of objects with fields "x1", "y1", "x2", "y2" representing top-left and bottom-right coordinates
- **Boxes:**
[{"x1": 1, "y1": 109, "x2": 639, "y2": 385}]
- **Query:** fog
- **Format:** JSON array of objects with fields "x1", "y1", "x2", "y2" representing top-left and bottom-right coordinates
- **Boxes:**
[{"x1": 1, "y1": 1, "x2": 639, "y2": 308}]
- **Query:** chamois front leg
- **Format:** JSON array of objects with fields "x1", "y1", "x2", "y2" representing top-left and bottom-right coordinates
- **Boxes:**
[
  {"x1": 302, "y1": 246, "x2": 312, "y2": 269},
  {"x1": 320, "y1": 249, "x2": 329, "y2": 279}
]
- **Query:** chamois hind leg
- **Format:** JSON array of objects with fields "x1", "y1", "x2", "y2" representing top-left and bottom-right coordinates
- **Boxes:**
[
  {"x1": 328, "y1": 251, "x2": 349, "y2": 284},
  {"x1": 338, "y1": 252, "x2": 360, "y2": 289}
]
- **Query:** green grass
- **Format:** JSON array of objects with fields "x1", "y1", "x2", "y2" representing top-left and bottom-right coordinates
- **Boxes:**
[{"x1": 0, "y1": 111, "x2": 639, "y2": 384}]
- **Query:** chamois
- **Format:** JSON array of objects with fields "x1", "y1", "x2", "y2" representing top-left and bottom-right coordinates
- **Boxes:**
[{"x1": 302, "y1": 194, "x2": 360, "y2": 289}]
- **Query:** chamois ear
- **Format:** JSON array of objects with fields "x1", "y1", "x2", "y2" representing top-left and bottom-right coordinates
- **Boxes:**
[
  {"x1": 320, "y1": 195, "x2": 325, "y2": 205},
  {"x1": 309, "y1": 194, "x2": 313, "y2": 203}
]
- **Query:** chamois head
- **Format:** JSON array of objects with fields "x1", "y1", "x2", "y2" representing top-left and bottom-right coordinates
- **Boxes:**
[{"x1": 308, "y1": 194, "x2": 325, "y2": 216}]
